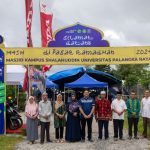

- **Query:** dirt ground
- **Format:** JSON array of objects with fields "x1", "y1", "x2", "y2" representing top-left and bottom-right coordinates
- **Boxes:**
[{"x1": 15, "y1": 115, "x2": 150, "y2": 150}]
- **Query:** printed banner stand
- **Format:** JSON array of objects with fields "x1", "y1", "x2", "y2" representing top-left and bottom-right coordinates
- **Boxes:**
[{"x1": 0, "y1": 49, "x2": 5, "y2": 135}]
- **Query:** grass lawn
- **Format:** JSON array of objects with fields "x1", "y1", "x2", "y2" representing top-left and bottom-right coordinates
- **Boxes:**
[{"x1": 0, "y1": 135, "x2": 23, "y2": 150}]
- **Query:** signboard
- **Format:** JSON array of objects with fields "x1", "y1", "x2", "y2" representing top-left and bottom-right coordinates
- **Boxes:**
[
  {"x1": 0, "y1": 103, "x2": 4, "y2": 134},
  {"x1": 48, "y1": 23, "x2": 109, "y2": 47},
  {"x1": 0, "y1": 49, "x2": 4, "y2": 134},
  {"x1": 1, "y1": 46, "x2": 150, "y2": 65}
]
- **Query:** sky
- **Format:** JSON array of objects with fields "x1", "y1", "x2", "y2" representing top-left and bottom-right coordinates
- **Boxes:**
[{"x1": 1, "y1": 0, "x2": 150, "y2": 73}]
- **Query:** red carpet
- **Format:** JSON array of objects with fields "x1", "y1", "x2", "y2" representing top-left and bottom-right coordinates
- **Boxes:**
[{"x1": 6, "y1": 124, "x2": 26, "y2": 134}]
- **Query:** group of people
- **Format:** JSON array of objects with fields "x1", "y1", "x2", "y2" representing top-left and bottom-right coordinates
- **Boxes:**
[{"x1": 25, "y1": 89, "x2": 150, "y2": 145}]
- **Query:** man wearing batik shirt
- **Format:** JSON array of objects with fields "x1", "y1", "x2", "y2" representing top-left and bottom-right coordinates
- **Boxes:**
[
  {"x1": 79, "y1": 90, "x2": 95, "y2": 142},
  {"x1": 126, "y1": 91, "x2": 140, "y2": 139},
  {"x1": 95, "y1": 91, "x2": 112, "y2": 140}
]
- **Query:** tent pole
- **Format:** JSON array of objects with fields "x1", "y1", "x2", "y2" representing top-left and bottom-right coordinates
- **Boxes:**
[
  {"x1": 107, "y1": 86, "x2": 108, "y2": 99},
  {"x1": 15, "y1": 85, "x2": 16, "y2": 98},
  {"x1": 17, "y1": 85, "x2": 19, "y2": 107},
  {"x1": 64, "y1": 87, "x2": 65, "y2": 103}
]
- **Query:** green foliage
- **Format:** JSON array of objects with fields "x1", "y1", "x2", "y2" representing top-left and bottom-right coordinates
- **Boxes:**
[
  {"x1": 140, "y1": 70, "x2": 150, "y2": 89},
  {"x1": 112, "y1": 64, "x2": 150, "y2": 89},
  {"x1": 6, "y1": 85, "x2": 26, "y2": 111},
  {"x1": 95, "y1": 65, "x2": 111, "y2": 73},
  {"x1": 18, "y1": 92, "x2": 26, "y2": 111},
  {"x1": 6, "y1": 85, "x2": 16, "y2": 99},
  {"x1": 34, "y1": 65, "x2": 42, "y2": 70},
  {"x1": 95, "y1": 64, "x2": 150, "y2": 90}
]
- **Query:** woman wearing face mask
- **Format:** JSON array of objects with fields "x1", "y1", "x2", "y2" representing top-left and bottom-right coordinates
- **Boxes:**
[
  {"x1": 25, "y1": 96, "x2": 39, "y2": 144},
  {"x1": 66, "y1": 94, "x2": 81, "y2": 142}
]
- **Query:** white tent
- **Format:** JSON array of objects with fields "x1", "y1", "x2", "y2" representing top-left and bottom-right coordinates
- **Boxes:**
[{"x1": 6, "y1": 65, "x2": 26, "y2": 85}]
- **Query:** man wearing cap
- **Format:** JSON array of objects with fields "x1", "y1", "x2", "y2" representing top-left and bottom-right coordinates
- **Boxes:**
[
  {"x1": 111, "y1": 91, "x2": 127, "y2": 141},
  {"x1": 39, "y1": 92, "x2": 52, "y2": 144},
  {"x1": 79, "y1": 90, "x2": 95, "y2": 142},
  {"x1": 95, "y1": 91, "x2": 112, "y2": 140}
]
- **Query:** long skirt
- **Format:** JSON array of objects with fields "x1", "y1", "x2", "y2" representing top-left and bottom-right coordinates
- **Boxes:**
[
  {"x1": 65, "y1": 113, "x2": 81, "y2": 142},
  {"x1": 26, "y1": 117, "x2": 38, "y2": 141}
]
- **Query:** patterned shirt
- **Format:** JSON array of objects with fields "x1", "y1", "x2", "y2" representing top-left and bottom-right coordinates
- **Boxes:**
[
  {"x1": 95, "y1": 98, "x2": 112, "y2": 120},
  {"x1": 79, "y1": 97, "x2": 95, "y2": 117}
]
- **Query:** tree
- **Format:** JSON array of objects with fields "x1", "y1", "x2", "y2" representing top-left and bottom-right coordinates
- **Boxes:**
[
  {"x1": 95, "y1": 65, "x2": 111, "y2": 73},
  {"x1": 140, "y1": 70, "x2": 150, "y2": 89},
  {"x1": 112, "y1": 64, "x2": 150, "y2": 90}
]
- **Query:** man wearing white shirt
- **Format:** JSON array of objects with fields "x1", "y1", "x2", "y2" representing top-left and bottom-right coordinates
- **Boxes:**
[
  {"x1": 111, "y1": 91, "x2": 127, "y2": 141},
  {"x1": 141, "y1": 90, "x2": 150, "y2": 138},
  {"x1": 147, "y1": 96, "x2": 150, "y2": 140},
  {"x1": 39, "y1": 92, "x2": 52, "y2": 144}
]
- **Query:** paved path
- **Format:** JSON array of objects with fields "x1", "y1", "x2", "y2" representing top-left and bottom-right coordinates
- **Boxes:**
[{"x1": 15, "y1": 117, "x2": 150, "y2": 150}]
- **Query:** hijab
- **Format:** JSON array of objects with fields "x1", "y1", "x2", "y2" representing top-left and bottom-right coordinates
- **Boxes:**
[{"x1": 25, "y1": 96, "x2": 38, "y2": 116}]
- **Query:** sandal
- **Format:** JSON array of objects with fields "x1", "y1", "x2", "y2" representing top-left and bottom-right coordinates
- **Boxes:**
[
  {"x1": 56, "y1": 140, "x2": 60, "y2": 143},
  {"x1": 60, "y1": 139, "x2": 65, "y2": 143}
]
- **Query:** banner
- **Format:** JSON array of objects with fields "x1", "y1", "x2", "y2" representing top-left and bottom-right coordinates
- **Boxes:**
[
  {"x1": 25, "y1": 0, "x2": 33, "y2": 47},
  {"x1": 40, "y1": 0, "x2": 53, "y2": 47},
  {"x1": 2, "y1": 46, "x2": 150, "y2": 65}
]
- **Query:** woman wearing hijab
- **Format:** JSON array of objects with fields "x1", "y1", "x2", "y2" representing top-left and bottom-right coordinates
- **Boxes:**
[
  {"x1": 66, "y1": 94, "x2": 81, "y2": 142},
  {"x1": 25, "y1": 96, "x2": 39, "y2": 144},
  {"x1": 54, "y1": 94, "x2": 66, "y2": 143}
]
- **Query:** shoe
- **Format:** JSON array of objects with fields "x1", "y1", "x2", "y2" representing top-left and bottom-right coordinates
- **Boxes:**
[
  {"x1": 47, "y1": 140, "x2": 53, "y2": 143},
  {"x1": 98, "y1": 138, "x2": 102, "y2": 140},
  {"x1": 120, "y1": 138, "x2": 125, "y2": 140},
  {"x1": 114, "y1": 138, "x2": 118, "y2": 141},
  {"x1": 105, "y1": 138, "x2": 109, "y2": 140},
  {"x1": 40, "y1": 142, "x2": 44, "y2": 145},
  {"x1": 81, "y1": 139, "x2": 85, "y2": 142},
  {"x1": 134, "y1": 136, "x2": 139, "y2": 139},
  {"x1": 128, "y1": 136, "x2": 132, "y2": 140},
  {"x1": 88, "y1": 139, "x2": 94, "y2": 142}
]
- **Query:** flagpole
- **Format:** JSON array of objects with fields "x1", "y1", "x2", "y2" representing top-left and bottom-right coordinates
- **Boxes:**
[
  {"x1": 39, "y1": 0, "x2": 42, "y2": 47},
  {"x1": 28, "y1": 65, "x2": 31, "y2": 97}
]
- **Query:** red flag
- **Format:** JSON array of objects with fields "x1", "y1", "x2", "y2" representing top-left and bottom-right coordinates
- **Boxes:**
[
  {"x1": 25, "y1": 0, "x2": 33, "y2": 47},
  {"x1": 40, "y1": 0, "x2": 53, "y2": 72},
  {"x1": 40, "y1": 0, "x2": 53, "y2": 47},
  {"x1": 22, "y1": 67, "x2": 28, "y2": 91},
  {"x1": 42, "y1": 65, "x2": 52, "y2": 73}
]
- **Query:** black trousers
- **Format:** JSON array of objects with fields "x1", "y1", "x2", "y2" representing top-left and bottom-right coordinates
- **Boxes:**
[
  {"x1": 113, "y1": 119, "x2": 124, "y2": 139},
  {"x1": 98, "y1": 120, "x2": 109, "y2": 139},
  {"x1": 128, "y1": 117, "x2": 139, "y2": 137},
  {"x1": 55, "y1": 127, "x2": 64, "y2": 139},
  {"x1": 40, "y1": 121, "x2": 50, "y2": 143},
  {"x1": 143, "y1": 117, "x2": 150, "y2": 138},
  {"x1": 81, "y1": 117, "x2": 93, "y2": 140}
]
